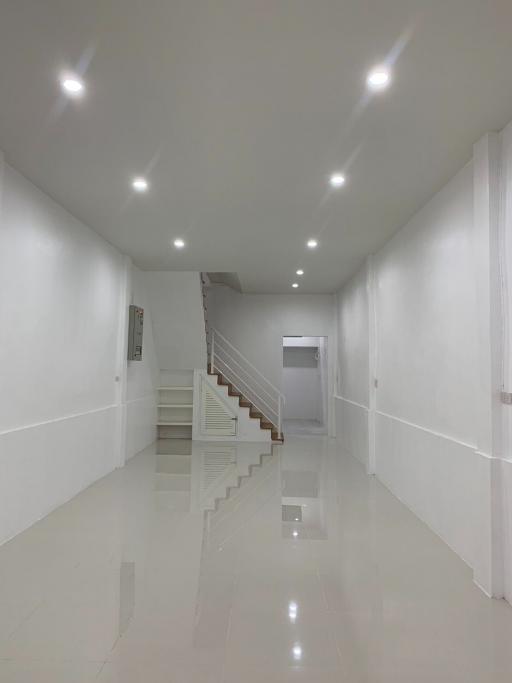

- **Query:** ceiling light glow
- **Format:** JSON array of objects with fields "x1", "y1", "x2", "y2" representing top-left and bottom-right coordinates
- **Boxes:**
[
  {"x1": 296, "y1": 269, "x2": 304, "y2": 276},
  {"x1": 307, "y1": 239, "x2": 318, "y2": 249},
  {"x1": 61, "y1": 75, "x2": 85, "y2": 97},
  {"x1": 367, "y1": 66, "x2": 391, "y2": 91},
  {"x1": 132, "y1": 177, "x2": 148, "y2": 192},
  {"x1": 174, "y1": 238, "x2": 186, "y2": 249},
  {"x1": 329, "y1": 173, "x2": 346, "y2": 188},
  {"x1": 292, "y1": 644, "x2": 302, "y2": 661},
  {"x1": 292, "y1": 283, "x2": 299, "y2": 289},
  {"x1": 292, "y1": 530, "x2": 298, "y2": 537}
]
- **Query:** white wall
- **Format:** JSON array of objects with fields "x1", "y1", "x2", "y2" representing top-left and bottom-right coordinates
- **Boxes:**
[
  {"x1": 499, "y1": 122, "x2": 512, "y2": 604},
  {"x1": 335, "y1": 139, "x2": 512, "y2": 601},
  {"x1": 335, "y1": 263, "x2": 370, "y2": 469},
  {"x1": 209, "y1": 288, "x2": 336, "y2": 432},
  {"x1": 282, "y1": 338, "x2": 324, "y2": 422},
  {"x1": 125, "y1": 266, "x2": 159, "y2": 460},
  {"x1": 211, "y1": 287, "x2": 334, "y2": 375},
  {"x1": 143, "y1": 271, "x2": 206, "y2": 371},
  {"x1": 375, "y1": 163, "x2": 477, "y2": 442},
  {"x1": 0, "y1": 156, "x2": 158, "y2": 544},
  {"x1": 375, "y1": 163, "x2": 481, "y2": 568},
  {"x1": 283, "y1": 367, "x2": 321, "y2": 420},
  {"x1": 336, "y1": 162, "x2": 483, "y2": 569}
]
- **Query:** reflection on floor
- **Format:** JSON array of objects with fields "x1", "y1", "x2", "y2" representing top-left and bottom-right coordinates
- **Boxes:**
[
  {"x1": 283, "y1": 418, "x2": 326, "y2": 435},
  {"x1": 0, "y1": 436, "x2": 512, "y2": 682}
]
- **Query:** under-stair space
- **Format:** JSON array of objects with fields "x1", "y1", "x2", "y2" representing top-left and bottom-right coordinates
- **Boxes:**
[{"x1": 207, "y1": 367, "x2": 283, "y2": 441}]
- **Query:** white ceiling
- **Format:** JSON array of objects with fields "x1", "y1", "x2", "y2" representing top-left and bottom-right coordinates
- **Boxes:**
[{"x1": 1, "y1": 1, "x2": 512, "y2": 293}]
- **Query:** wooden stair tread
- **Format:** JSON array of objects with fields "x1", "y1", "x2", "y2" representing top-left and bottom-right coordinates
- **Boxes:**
[{"x1": 207, "y1": 367, "x2": 282, "y2": 441}]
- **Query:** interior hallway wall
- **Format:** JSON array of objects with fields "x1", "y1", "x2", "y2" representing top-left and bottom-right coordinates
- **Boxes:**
[
  {"x1": 0, "y1": 155, "x2": 158, "y2": 545},
  {"x1": 282, "y1": 340, "x2": 322, "y2": 422},
  {"x1": 374, "y1": 162, "x2": 479, "y2": 570},
  {"x1": 336, "y1": 120, "x2": 512, "y2": 601},
  {"x1": 335, "y1": 263, "x2": 370, "y2": 470},
  {"x1": 208, "y1": 289, "x2": 336, "y2": 433},
  {"x1": 499, "y1": 121, "x2": 512, "y2": 604},
  {"x1": 125, "y1": 266, "x2": 159, "y2": 460},
  {"x1": 142, "y1": 271, "x2": 206, "y2": 372},
  {"x1": 336, "y1": 161, "x2": 482, "y2": 575}
]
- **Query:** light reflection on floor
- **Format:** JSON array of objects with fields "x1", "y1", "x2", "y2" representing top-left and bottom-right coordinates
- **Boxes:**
[{"x1": 0, "y1": 436, "x2": 511, "y2": 682}]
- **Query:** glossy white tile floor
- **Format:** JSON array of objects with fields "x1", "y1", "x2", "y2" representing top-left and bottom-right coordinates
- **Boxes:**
[
  {"x1": 1, "y1": 436, "x2": 512, "y2": 682},
  {"x1": 283, "y1": 419, "x2": 326, "y2": 436}
]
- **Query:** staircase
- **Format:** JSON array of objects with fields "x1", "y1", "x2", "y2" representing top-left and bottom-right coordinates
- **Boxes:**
[
  {"x1": 201, "y1": 274, "x2": 284, "y2": 442},
  {"x1": 207, "y1": 364, "x2": 283, "y2": 441}
]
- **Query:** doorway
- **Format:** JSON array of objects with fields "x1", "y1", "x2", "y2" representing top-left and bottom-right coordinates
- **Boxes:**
[{"x1": 282, "y1": 336, "x2": 328, "y2": 436}]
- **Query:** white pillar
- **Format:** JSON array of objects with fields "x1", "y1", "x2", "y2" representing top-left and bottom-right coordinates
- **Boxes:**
[
  {"x1": 498, "y1": 122, "x2": 512, "y2": 603},
  {"x1": 114, "y1": 255, "x2": 132, "y2": 468},
  {"x1": 472, "y1": 132, "x2": 504, "y2": 597},
  {"x1": 367, "y1": 256, "x2": 377, "y2": 475}
]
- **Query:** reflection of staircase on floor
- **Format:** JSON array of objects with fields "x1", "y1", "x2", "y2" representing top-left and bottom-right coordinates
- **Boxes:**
[
  {"x1": 153, "y1": 440, "x2": 276, "y2": 518},
  {"x1": 207, "y1": 451, "x2": 277, "y2": 543},
  {"x1": 154, "y1": 440, "x2": 192, "y2": 507},
  {"x1": 192, "y1": 449, "x2": 278, "y2": 653},
  {"x1": 192, "y1": 443, "x2": 273, "y2": 512}
]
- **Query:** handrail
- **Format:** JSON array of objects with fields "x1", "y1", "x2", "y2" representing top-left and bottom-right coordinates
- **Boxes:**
[
  {"x1": 210, "y1": 328, "x2": 285, "y2": 436},
  {"x1": 213, "y1": 356, "x2": 278, "y2": 422},
  {"x1": 213, "y1": 328, "x2": 283, "y2": 397},
  {"x1": 214, "y1": 344, "x2": 278, "y2": 404}
]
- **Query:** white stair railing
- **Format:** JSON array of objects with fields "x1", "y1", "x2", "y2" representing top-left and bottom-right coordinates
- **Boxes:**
[{"x1": 210, "y1": 328, "x2": 284, "y2": 437}]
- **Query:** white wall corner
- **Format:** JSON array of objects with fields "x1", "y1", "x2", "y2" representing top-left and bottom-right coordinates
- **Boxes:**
[
  {"x1": 499, "y1": 121, "x2": 512, "y2": 604},
  {"x1": 332, "y1": 292, "x2": 340, "y2": 440},
  {"x1": 366, "y1": 255, "x2": 377, "y2": 475},
  {"x1": 114, "y1": 255, "x2": 132, "y2": 467}
]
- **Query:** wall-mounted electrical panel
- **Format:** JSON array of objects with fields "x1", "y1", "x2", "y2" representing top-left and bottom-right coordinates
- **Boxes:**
[{"x1": 127, "y1": 305, "x2": 144, "y2": 361}]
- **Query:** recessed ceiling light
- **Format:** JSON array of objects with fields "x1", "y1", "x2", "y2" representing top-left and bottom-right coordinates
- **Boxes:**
[
  {"x1": 366, "y1": 66, "x2": 391, "y2": 91},
  {"x1": 296, "y1": 269, "x2": 304, "y2": 276},
  {"x1": 132, "y1": 177, "x2": 148, "y2": 192},
  {"x1": 173, "y1": 238, "x2": 186, "y2": 249},
  {"x1": 60, "y1": 75, "x2": 85, "y2": 97},
  {"x1": 292, "y1": 530, "x2": 298, "y2": 537},
  {"x1": 292, "y1": 283, "x2": 299, "y2": 289},
  {"x1": 329, "y1": 173, "x2": 346, "y2": 188},
  {"x1": 307, "y1": 239, "x2": 318, "y2": 249}
]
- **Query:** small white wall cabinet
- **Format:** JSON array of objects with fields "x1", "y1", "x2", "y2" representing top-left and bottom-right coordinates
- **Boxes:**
[{"x1": 157, "y1": 386, "x2": 194, "y2": 439}]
